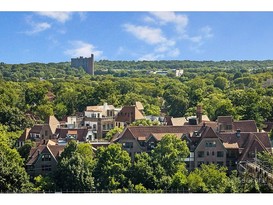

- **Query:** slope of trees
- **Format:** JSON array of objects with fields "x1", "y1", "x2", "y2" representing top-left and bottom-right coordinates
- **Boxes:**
[{"x1": 1, "y1": 60, "x2": 273, "y2": 192}]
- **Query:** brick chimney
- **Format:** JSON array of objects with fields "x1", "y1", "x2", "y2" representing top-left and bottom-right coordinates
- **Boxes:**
[{"x1": 196, "y1": 105, "x2": 203, "y2": 124}]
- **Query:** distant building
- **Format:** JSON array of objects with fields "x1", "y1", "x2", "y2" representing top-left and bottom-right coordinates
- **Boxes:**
[{"x1": 71, "y1": 54, "x2": 94, "y2": 75}]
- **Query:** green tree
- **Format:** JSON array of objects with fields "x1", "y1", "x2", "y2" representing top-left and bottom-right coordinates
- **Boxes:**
[
  {"x1": 55, "y1": 141, "x2": 95, "y2": 191},
  {"x1": 33, "y1": 175, "x2": 56, "y2": 192},
  {"x1": 94, "y1": 144, "x2": 131, "y2": 191},
  {"x1": 105, "y1": 126, "x2": 124, "y2": 141},
  {"x1": 17, "y1": 140, "x2": 35, "y2": 162},
  {"x1": 151, "y1": 134, "x2": 190, "y2": 176},
  {"x1": 130, "y1": 152, "x2": 156, "y2": 189},
  {"x1": 0, "y1": 141, "x2": 33, "y2": 192},
  {"x1": 187, "y1": 164, "x2": 229, "y2": 193},
  {"x1": 214, "y1": 76, "x2": 229, "y2": 90}
]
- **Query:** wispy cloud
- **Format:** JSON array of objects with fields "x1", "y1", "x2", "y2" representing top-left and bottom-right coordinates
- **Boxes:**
[
  {"x1": 36, "y1": 12, "x2": 72, "y2": 23},
  {"x1": 149, "y1": 11, "x2": 188, "y2": 33},
  {"x1": 24, "y1": 16, "x2": 51, "y2": 35},
  {"x1": 123, "y1": 23, "x2": 179, "y2": 60},
  {"x1": 124, "y1": 12, "x2": 214, "y2": 59},
  {"x1": 64, "y1": 40, "x2": 103, "y2": 58}
]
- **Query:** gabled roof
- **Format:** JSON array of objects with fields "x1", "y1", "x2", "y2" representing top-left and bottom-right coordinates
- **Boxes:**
[
  {"x1": 26, "y1": 141, "x2": 65, "y2": 166},
  {"x1": 18, "y1": 128, "x2": 31, "y2": 141},
  {"x1": 219, "y1": 132, "x2": 271, "y2": 150},
  {"x1": 239, "y1": 133, "x2": 270, "y2": 161},
  {"x1": 116, "y1": 125, "x2": 202, "y2": 142},
  {"x1": 200, "y1": 126, "x2": 218, "y2": 139}
]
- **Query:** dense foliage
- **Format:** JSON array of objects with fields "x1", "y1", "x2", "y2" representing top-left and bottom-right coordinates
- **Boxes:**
[{"x1": 1, "y1": 60, "x2": 273, "y2": 193}]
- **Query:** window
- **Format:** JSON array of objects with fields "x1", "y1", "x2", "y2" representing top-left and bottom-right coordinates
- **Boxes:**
[
  {"x1": 212, "y1": 151, "x2": 215, "y2": 156},
  {"x1": 205, "y1": 141, "x2": 216, "y2": 147},
  {"x1": 122, "y1": 142, "x2": 133, "y2": 149},
  {"x1": 42, "y1": 154, "x2": 51, "y2": 161},
  {"x1": 93, "y1": 124, "x2": 97, "y2": 130},
  {"x1": 217, "y1": 151, "x2": 224, "y2": 158},
  {"x1": 197, "y1": 151, "x2": 204, "y2": 158},
  {"x1": 45, "y1": 130, "x2": 48, "y2": 136},
  {"x1": 42, "y1": 165, "x2": 51, "y2": 171},
  {"x1": 147, "y1": 142, "x2": 155, "y2": 150},
  {"x1": 207, "y1": 151, "x2": 209, "y2": 156}
]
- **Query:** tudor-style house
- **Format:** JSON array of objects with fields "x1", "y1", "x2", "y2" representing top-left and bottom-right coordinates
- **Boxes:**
[
  {"x1": 114, "y1": 125, "x2": 202, "y2": 161},
  {"x1": 26, "y1": 140, "x2": 65, "y2": 178},
  {"x1": 114, "y1": 115, "x2": 272, "y2": 172}
]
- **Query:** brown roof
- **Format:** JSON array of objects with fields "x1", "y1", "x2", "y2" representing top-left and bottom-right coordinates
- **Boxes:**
[
  {"x1": 233, "y1": 120, "x2": 257, "y2": 132},
  {"x1": 26, "y1": 143, "x2": 65, "y2": 166},
  {"x1": 18, "y1": 128, "x2": 31, "y2": 141},
  {"x1": 55, "y1": 128, "x2": 88, "y2": 142},
  {"x1": 115, "y1": 106, "x2": 145, "y2": 123},
  {"x1": 201, "y1": 126, "x2": 218, "y2": 139},
  {"x1": 116, "y1": 125, "x2": 203, "y2": 142},
  {"x1": 29, "y1": 125, "x2": 44, "y2": 133},
  {"x1": 219, "y1": 132, "x2": 271, "y2": 150},
  {"x1": 217, "y1": 116, "x2": 233, "y2": 124}
]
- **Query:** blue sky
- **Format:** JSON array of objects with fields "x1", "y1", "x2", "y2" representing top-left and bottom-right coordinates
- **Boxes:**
[{"x1": 1, "y1": 11, "x2": 273, "y2": 63}]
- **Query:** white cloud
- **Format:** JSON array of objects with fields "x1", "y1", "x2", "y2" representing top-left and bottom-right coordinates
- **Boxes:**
[
  {"x1": 64, "y1": 41, "x2": 103, "y2": 58},
  {"x1": 149, "y1": 11, "x2": 188, "y2": 33},
  {"x1": 138, "y1": 53, "x2": 164, "y2": 61},
  {"x1": 123, "y1": 24, "x2": 168, "y2": 45},
  {"x1": 36, "y1": 12, "x2": 72, "y2": 23},
  {"x1": 24, "y1": 16, "x2": 51, "y2": 35}
]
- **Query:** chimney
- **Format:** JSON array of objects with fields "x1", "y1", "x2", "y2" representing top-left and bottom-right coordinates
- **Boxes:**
[
  {"x1": 196, "y1": 105, "x2": 203, "y2": 124},
  {"x1": 236, "y1": 129, "x2": 241, "y2": 138}
]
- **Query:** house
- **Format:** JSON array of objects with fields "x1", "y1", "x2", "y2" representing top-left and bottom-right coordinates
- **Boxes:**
[
  {"x1": 83, "y1": 102, "x2": 116, "y2": 139},
  {"x1": 26, "y1": 140, "x2": 65, "y2": 178},
  {"x1": 189, "y1": 126, "x2": 227, "y2": 170},
  {"x1": 114, "y1": 125, "x2": 202, "y2": 161},
  {"x1": 17, "y1": 115, "x2": 61, "y2": 147},
  {"x1": 220, "y1": 131, "x2": 271, "y2": 172},
  {"x1": 55, "y1": 128, "x2": 93, "y2": 142},
  {"x1": 28, "y1": 124, "x2": 54, "y2": 141},
  {"x1": 115, "y1": 105, "x2": 145, "y2": 128},
  {"x1": 17, "y1": 128, "x2": 31, "y2": 147}
]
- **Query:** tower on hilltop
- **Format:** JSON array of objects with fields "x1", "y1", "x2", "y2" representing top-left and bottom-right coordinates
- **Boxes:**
[{"x1": 71, "y1": 54, "x2": 94, "y2": 75}]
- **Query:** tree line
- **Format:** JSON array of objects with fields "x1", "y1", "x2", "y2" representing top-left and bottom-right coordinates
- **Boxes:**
[{"x1": 1, "y1": 132, "x2": 271, "y2": 193}]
